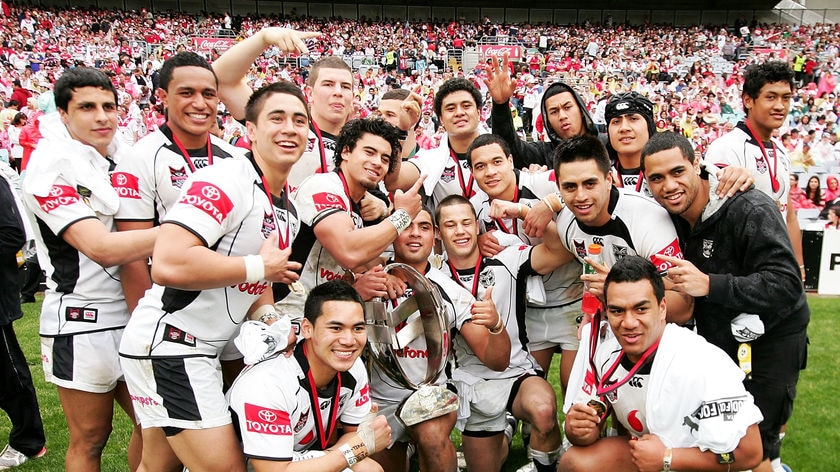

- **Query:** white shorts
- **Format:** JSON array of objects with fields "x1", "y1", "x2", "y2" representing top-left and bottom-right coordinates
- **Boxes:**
[
  {"x1": 41, "y1": 329, "x2": 124, "y2": 393},
  {"x1": 525, "y1": 302, "x2": 581, "y2": 352},
  {"x1": 459, "y1": 376, "x2": 520, "y2": 433},
  {"x1": 120, "y1": 355, "x2": 230, "y2": 432}
]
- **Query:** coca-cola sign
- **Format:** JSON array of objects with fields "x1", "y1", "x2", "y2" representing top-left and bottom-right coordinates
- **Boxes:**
[
  {"x1": 191, "y1": 37, "x2": 235, "y2": 52},
  {"x1": 478, "y1": 45, "x2": 523, "y2": 61}
]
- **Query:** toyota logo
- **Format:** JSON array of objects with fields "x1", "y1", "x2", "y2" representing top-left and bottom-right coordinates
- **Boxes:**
[
  {"x1": 202, "y1": 185, "x2": 221, "y2": 200},
  {"x1": 49, "y1": 186, "x2": 63, "y2": 197},
  {"x1": 259, "y1": 410, "x2": 277, "y2": 422},
  {"x1": 116, "y1": 174, "x2": 127, "y2": 185}
]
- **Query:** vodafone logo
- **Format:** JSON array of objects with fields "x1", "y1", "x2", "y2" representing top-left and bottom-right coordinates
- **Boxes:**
[
  {"x1": 244, "y1": 403, "x2": 292, "y2": 436},
  {"x1": 35, "y1": 185, "x2": 80, "y2": 213},
  {"x1": 179, "y1": 181, "x2": 233, "y2": 223},
  {"x1": 111, "y1": 172, "x2": 141, "y2": 199}
]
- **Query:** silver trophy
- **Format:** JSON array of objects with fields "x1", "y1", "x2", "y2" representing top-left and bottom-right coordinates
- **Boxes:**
[{"x1": 364, "y1": 263, "x2": 458, "y2": 426}]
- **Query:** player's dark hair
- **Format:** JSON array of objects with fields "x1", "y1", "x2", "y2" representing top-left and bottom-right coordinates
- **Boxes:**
[
  {"x1": 553, "y1": 134, "x2": 612, "y2": 178},
  {"x1": 434, "y1": 194, "x2": 476, "y2": 225},
  {"x1": 245, "y1": 81, "x2": 310, "y2": 125},
  {"x1": 303, "y1": 280, "x2": 364, "y2": 323},
  {"x1": 306, "y1": 56, "x2": 352, "y2": 87},
  {"x1": 54, "y1": 67, "x2": 118, "y2": 112},
  {"x1": 466, "y1": 134, "x2": 511, "y2": 166},
  {"x1": 434, "y1": 77, "x2": 483, "y2": 118},
  {"x1": 158, "y1": 52, "x2": 217, "y2": 91},
  {"x1": 742, "y1": 61, "x2": 794, "y2": 102},
  {"x1": 334, "y1": 118, "x2": 402, "y2": 174},
  {"x1": 641, "y1": 131, "x2": 696, "y2": 172},
  {"x1": 604, "y1": 256, "x2": 665, "y2": 304}
]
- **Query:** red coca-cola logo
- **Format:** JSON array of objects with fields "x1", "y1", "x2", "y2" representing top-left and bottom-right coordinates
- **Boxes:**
[
  {"x1": 191, "y1": 37, "x2": 234, "y2": 52},
  {"x1": 479, "y1": 45, "x2": 523, "y2": 60}
]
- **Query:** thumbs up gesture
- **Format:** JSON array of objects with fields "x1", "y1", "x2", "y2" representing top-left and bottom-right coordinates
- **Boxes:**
[{"x1": 471, "y1": 285, "x2": 503, "y2": 332}]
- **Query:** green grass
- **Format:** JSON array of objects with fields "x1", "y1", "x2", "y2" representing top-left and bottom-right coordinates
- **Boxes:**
[{"x1": 2, "y1": 295, "x2": 838, "y2": 471}]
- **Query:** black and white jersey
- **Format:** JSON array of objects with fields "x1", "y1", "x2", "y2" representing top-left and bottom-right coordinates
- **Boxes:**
[
  {"x1": 227, "y1": 342, "x2": 370, "y2": 461},
  {"x1": 112, "y1": 125, "x2": 244, "y2": 223},
  {"x1": 411, "y1": 134, "x2": 488, "y2": 211},
  {"x1": 23, "y1": 131, "x2": 128, "y2": 336},
  {"x1": 442, "y1": 246, "x2": 541, "y2": 380},
  {"x1": 610, "y1": 165, "x2": 653, "y2": 199},
  {"x1": 280, "y1": 171, "x2": 362, "y2": 311},
  {"x1": 556, "y1": 187, "x2": 683, "y2": 274},
  {"x1": 287, "y1": 126, "x2": 338, "y2": 196},
  {"x1": 119, "y1": 157, "x2": 299, "y2": 358},
  {"x1": 369, "y1": 266, "x2": 472, "y2": 404},
  {"x1": 703, "y1": 122, "x2": 791, "y2": 218},
  {"x1": 471, "y1": 170, "x2": 583, "y2": 308}
]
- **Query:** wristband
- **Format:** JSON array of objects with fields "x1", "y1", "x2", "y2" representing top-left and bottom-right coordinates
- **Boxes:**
[
  {"x1": 541, "y1": 194, "x2": 558, "y2": 212},
  {"x1": 251, "y1": 304, "x2": 278, "y2": 323},
  {"x1": 243, "y1": 255, "x2": 265, "y2": 283},
  {"x1": 388, "y1": 209, "x2": 411, "y2": 235},
  {"x1": 518, "y1": 203, "x2": 527, "y2": 219},
  {"x1": 662, "y1": 447, "x2": 672, "y2": 472},
  {"x1": 337, "y1": 443, "x2": 358, "y2": 467},
  {"x1": 356, "y1": 416, "x2": 377, "y2": 455}
]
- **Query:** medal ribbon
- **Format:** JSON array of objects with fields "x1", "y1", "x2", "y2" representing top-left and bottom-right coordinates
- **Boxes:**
[
  {"x1": 586, "y1": 314, "x2": 660, "y2": 399},
  {"x1": 303, "y1": 343, "x2": 341, "y2": 450},
  {"x1": 743, "y1": 120, "x2": 780, "y2": 193},
  {"x1": 450, "y1": 147, "x2": 476, "y2": 198},
  {"x1": 311, "y1": 121, "x2": 329, "y2": 173},
  {"x1": 448, "y1": 254, "x2": 482, "y2": 297},
  {"x1": 170, "y1": 132, "x2": 212, "y2": 173},
  {"x1": 259, "y1": 176, "x2": 291, "y2": 250}
]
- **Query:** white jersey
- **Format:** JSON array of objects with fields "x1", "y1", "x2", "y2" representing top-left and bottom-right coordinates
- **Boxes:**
[
  {"x1": 610, "y1": 165, "x2": 653, "y2": 199},
  {"x1": 369, "y1": 266, "x2": 472, "y2": 405},
  {"x1": 703, "y1": 122, "x2": 791, "y2": 218},
  {"x1": 443, "y1": 246, "x2": 541, "y2": 381},
  {"x1": 227, "y1": 343, "x2": 371, "y2": 460},
  {"x1": 471, "y1": 170, "x2": 583, "y2": 308},
  {"x1": 281, "y1": 171, "x2": 362, "y2": 312},
  {"x1": 556, "y1": 187, "x2": 683, "y2": 274},
  {"x1": 119, "y1": 157, "x2": 299, "y2": 357},
  {"x1": 22, "y1": 117, "x2": 128, "y2": 336},
  {"x1": 411, "y1": 134, "x2": 488, "y2": 211},
  {"x1": 287, "y1": 125, "x2": 338, "y2": 195},
  {"x1": 112, "y1": 125, "x2": 245, "y2": 223}
]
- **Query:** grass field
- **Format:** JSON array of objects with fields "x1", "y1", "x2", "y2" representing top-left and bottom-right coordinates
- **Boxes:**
[{"x1": 2, "y1": 295, "x2": 838, "y2": 471}]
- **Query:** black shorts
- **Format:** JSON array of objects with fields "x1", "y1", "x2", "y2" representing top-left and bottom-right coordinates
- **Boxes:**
[{"x1": 744, "y1": 328, "x2": 808, "y2": 460}]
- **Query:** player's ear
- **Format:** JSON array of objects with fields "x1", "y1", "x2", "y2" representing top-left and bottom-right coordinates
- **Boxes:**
[{"x1": 301, "y1": 318, "x2": 313, "y2": 339}]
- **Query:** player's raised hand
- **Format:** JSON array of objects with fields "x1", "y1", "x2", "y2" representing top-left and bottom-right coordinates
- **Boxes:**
[{"x1": 392, "y1": 174, "x2": 427, "y2": 219}]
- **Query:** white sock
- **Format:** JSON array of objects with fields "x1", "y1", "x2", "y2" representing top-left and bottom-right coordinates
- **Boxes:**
[{"x1": 771, "y1": 457, "x2": 785, "y2": 472}]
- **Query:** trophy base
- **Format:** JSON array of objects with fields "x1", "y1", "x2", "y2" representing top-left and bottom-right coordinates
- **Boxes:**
[{"x1": 398, "y1": 385, "x2": 459, "y2": 427}]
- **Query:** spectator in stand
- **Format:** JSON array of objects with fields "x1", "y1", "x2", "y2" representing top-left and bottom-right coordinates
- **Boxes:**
[
  {"x1": 825, "y1": 205, "x2": 840, "y2": 230},
  {"x1": 788, "y1": 174, "x2": 816, "y2": 210},
  {"x1": 6, "y1": 112, "x2": 25, "y2": 172},
  {"x1": 825, "y1": 175, "x2": 840, "y2": 203},
  {"x1": 802, "y1": 174, "x2": 824, "y2": 209}
]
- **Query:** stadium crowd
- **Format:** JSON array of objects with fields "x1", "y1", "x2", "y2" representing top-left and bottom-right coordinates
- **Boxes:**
[{"x1": 0, "y1": 2, "x2": 834, "y2": 472}]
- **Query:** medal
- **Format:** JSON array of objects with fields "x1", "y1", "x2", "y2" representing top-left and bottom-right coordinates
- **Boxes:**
[
  {"x1": 587, "y1": 398, "x2": 607, "y2": 417},
  {"x1": 289, "y1": 281, "x2": 306, "y2": 295}
]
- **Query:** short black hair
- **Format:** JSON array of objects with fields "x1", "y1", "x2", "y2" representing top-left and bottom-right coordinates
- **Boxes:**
[
  {"x1": 244, "y1": 80, "x2": 309, "y2": 125},
  {"x1": 742, "y1": 61, "x2": 794, "y2": 101},
  {"x1": 553, "y1": 134, "x2": 611, "y2": 178},
  {"x1": 434, "y1": 194, "x2": 476, "y2": 225},
  {"x1": 334, "y1": 118, "x2": 402, "y2": 174},
  {"x1": 158, "y1": 52, "x2": 217, "y2": 91},
  {"x1": 604, "y1": 256, "x2": 665, "y2": 304},
  {"x1": 303, "y1": 280, "x2": 364, "y2": 324},
  {"x1": 640, "y1": 131, "x2": 696, "y2": 172},
  {"x1": 54, "y1": 67, "x2": 118, "y2": 112},
  {"x1": 466, "y1": 134, "x2": 510, "y2": 166},
  {"x1": 382, "y1": 88, "x2": 410, "y2": 101},
  {"x1": 434, "y1": 78, "x2": 483, "y2": 118}
]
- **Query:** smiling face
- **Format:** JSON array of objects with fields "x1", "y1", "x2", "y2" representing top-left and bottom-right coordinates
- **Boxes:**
[
  {"x1": 59, "y1": 86, "x2": 118, "y2": 157},
  {"x1": 604, "y1": 279, "x2": 667, "y2": 362},
  {"x1": 557, "y1": 159, "x2": 613, "y2": 227},
  {"x1": 643, "y1": 147, "x2": 704, "y2": 221},
  {"x1": 159, "y1": 65, "x2": 219, "y2": 148},
  {"x1": 743, "y1": 81, "x2": 792, "y2": 140},
  {"x1": 339, "y1": 132, "x2": 392, "y2": 194},
  {"x1": 393, "y1": 209, "x2": 435, "y2": 271},
  {"x1": 437, "y1": 201, "x2": 480, "y2": 265},
  {"x1": 439, "y1": 90, "x2": 480, "y2": 140},
  {"x1": 247, "y1": 91, "x2": 309, "y2": 171},
  {"x1": 470, "y1": 143, "x2": 516, "y2": 200},
  {"x1": 302, "y1": 300, "x2": 367, "y2": 383},
  {"x1": 608, "y1": 113, "x2": 650, "y2": 161}
]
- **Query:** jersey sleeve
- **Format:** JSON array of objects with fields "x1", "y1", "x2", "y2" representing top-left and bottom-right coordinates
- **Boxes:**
[
  {"x1": 702, "y1": 136, "x2": 744, "y2": 170},
  {"x1": 162, "y1": 162, "x2": 249, "y2": 248},
  {"x1": 228, "y1": 361, "x2": 297, "y2": 461},
  {"x1": 339, "y1": 360, "x2": 372, "y2": 426},
  {"x1": 112, "y1": 145, "x2": 156, "y2": 221},
  {"x1": 635, "y1": 204, "x2": 684, "y2": 274},
  {"x1": 293, "y1": 175, "x2": 351, "y2": 228},
  {"x1": 22, "y1": 176, "x2": 98, "y2": 236}
]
